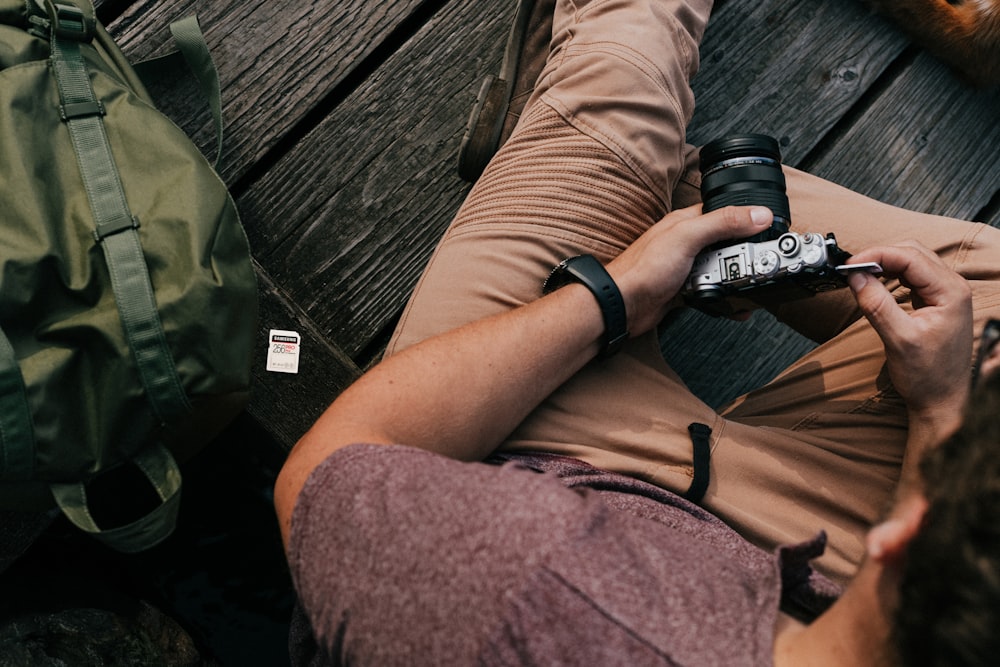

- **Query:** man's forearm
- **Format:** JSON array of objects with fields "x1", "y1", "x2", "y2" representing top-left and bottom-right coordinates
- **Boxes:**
[
  {"x1": 306, "y1": 283, "x2": 603, "y2": 458},
  {"x1": 274, "y1": 282, "x2": 606, "y2": 542}
]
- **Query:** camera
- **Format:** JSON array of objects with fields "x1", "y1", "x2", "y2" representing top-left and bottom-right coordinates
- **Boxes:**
[{"x1": 681, "y1": 134, "x2": 867, "y2": 316}]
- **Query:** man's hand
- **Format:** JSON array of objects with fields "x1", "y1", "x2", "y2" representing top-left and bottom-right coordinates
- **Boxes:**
[
  {"x1": 607, "y1": 204, "x2": 774, "y2": 335},
  {"x1": 846, "y1": 240, "x2": 973, "y2": 428}
]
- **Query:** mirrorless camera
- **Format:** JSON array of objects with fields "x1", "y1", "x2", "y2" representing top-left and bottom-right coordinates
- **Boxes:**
[{"x1": 681, "y1": 134, "x2": 875, "y2": 316}]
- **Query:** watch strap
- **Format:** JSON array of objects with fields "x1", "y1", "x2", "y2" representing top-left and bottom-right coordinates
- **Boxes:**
[{"x1": 543, "y1": 254, "x2": 629, "y2": 357}]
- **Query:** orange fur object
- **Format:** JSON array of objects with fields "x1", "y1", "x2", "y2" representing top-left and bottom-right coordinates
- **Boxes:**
[{"x1": 866, "y1": 0, "x2": 1000, "y2": 86}]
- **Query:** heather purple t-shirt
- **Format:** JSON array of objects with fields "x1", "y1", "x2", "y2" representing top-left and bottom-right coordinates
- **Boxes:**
[{"x1": 287, "y1": 444, "x2": 840, "y2": 665}]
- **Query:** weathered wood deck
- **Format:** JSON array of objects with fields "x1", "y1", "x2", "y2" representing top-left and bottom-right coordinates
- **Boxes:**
[
  {"x1": 1, "y1": 0, "x2": 996, "y2": 662},
  {"x1": 104, "y1": 0, "x2": 999, "y2": 444}
]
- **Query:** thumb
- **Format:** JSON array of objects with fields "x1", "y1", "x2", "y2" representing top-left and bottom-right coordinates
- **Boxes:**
[
  {"x1": 847, "y1": 268, "x2": 908, "y2": 339},
  {"x1": 846, "y1": 268, "x2": 876, "y2": 296},
  {"x1": 673, "y1": 205, "x2": 774, "y2": 255}
]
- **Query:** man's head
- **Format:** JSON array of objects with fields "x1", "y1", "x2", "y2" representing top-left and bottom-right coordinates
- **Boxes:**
[{"x1": 893, "y1": 370, "x2": 1000, "y2": 666}]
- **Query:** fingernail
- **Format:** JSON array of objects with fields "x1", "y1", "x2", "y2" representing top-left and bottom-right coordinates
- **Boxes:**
[
  {"x1": 750, "y1": 207, "x2": 772, "y2": 226},
  {"x1": 866, "y1": 534, "x2": 883, "y2": 559},
  {"x1": 847, "y1": 270, "x2": 871, "y2": 293}
]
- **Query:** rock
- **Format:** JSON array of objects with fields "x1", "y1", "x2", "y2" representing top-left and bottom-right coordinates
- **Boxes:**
[{"x1": 0, "y1": 602, "x2": 216, "y2": 667}]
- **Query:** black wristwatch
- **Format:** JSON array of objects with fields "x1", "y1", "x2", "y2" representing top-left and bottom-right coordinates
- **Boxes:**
[{"x1": 542, "y1": 254, "x2": 629, "y2": 357}]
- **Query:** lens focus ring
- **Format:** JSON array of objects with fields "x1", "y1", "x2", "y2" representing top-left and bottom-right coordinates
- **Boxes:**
[{"x1": 700, "y1": 134, "x2": 790, "y2": 242}]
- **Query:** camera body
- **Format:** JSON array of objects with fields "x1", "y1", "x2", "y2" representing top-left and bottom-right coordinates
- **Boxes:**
[
  {"x1": 684, "y1": 231, "x2": 851, "y2": 316},
  {"x1": 681, "y1": 133, "x2": 854, "y2": 317}
]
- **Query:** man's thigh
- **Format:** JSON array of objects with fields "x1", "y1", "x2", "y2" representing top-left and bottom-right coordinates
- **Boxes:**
[{"x1": 388, "y1": 0, "x2": 713, "y2": 356}]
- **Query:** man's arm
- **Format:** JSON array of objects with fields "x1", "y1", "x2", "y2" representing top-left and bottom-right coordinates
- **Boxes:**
[
  {"x1": 846, "y1": 240, "x2": 974, "y2": 499},
  {"x1": 274, "y1": 204, "x2": 776, "y2": 545}
]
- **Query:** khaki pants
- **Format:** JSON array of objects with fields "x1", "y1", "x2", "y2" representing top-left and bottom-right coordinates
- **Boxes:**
[{"x1": 387, "y1": 0, "x2": 1000, "y2": 584}]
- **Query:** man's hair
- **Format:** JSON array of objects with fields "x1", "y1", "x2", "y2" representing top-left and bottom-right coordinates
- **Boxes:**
[{"x1": 894, "y1": 372, "x2": 1000, "y2": 666}]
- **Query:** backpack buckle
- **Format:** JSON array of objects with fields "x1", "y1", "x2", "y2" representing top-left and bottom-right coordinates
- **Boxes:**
[{"x1": 40, "y1": 0, "x2": 95, "y2": 42}]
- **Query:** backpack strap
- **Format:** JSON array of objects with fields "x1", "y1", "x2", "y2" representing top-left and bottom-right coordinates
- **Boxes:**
[
  {"x1": 50, "y1": 443, "x2": 183, "y2": 552},
  {"x1": 133, "y1": 16, "x2": 225, "y2": 168},
  {"x1": 40, "y1": 0, "x2": 192, "y2": 551},
  {"x1": 44, "y1": 0, "x2": 192, "y2": 427}
]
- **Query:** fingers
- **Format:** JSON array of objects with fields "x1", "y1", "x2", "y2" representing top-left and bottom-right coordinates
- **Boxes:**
[
  {"x1": 847, "y1": 241, "x2": 971, "y2": 332},
  {"x1": 849, "y1": 241, "x2": 965, "y2": 308},
  {"x1": 846, "y1": 240, "x2": 973, "y2": 418},
  {"x1": 660, "y1": 204, "x2": 774, "y2": 253},
  {"x1": 608, "y1": 205, "x2": 775, "y2": 336}
]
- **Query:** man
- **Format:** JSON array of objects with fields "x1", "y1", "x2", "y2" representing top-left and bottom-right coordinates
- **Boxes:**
[{"x1": 275, "y1": 0, "x2": 1000, "y2": 663}]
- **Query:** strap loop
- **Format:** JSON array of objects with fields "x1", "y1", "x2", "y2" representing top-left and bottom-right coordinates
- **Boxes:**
[
  {"x1": 134, "y1": 16, "x2": 226, "y2": 168},
  {"x1": 60, "y1": 99, "x2": 104, "y2": 121},
  {"x1": 682, "y1": 422, "x2": 712, "y2": 503},
  {"x1": 50, "y1": 444, "x2": 183, "y2": 552},
  {"x1": 93, "y1": 215, "x2": 139, "y2": 242}
]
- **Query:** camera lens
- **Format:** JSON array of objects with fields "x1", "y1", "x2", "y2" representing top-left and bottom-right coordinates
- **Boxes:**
[{"x1": 700, "y1": 134, "x2": 790, "y2": 243}]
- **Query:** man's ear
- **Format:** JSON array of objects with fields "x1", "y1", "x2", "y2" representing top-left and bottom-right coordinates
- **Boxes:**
[{"x1": 865, "y1": 495, "x2": 929, "y2": 566}]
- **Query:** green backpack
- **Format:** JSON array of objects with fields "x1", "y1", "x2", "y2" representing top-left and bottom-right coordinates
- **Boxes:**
[{"x1": 0, "y1": 0, "x2": 257, "y2": 551}]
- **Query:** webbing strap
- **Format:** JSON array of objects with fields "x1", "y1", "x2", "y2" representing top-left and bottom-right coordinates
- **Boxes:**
[
  {"x1": 47, "y1": 0, "x2": 191, "y2": 426},
  {"x1": 50, "y1": 443, "x2": 183, "y2": 552},
  {"x1": 134, "y1": 16, "x2": 225, "y2": 167},
  {"x1": 0, "y1": 327, "x2": 35, "y2": 479},
  {"x1": 167, "y1": 16, "x2": 223, "y2": 166}
]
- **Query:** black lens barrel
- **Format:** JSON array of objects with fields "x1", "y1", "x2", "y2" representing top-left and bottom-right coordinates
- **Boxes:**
[{"x1": 700, "y1": 134, "x2": 790, "y2": 242}]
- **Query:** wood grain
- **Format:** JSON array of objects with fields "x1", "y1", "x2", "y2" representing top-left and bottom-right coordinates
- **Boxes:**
[
  {"x1": 108, "y1": 0, "x2": 429, "y2": 183},
  {"x1": 238, "y1": 0, "x2": 513, "y2": 358}
]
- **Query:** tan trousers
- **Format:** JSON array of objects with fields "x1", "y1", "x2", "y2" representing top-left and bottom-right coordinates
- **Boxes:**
[{"x1": 387, "y1": 0, "x2": 1000, "y2": 584}]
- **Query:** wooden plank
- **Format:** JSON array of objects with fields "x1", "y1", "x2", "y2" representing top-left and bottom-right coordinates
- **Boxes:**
[
  {"x1": 106, "y1": 0, "x2": 429, "y2": 183},
  {"x1": 687, "y1": 0, "x2": 907, "y2": 164},
  {"x1": 239, "y1": 0, "x2": 513, "y2": 358},
  {"x1": 249, "y1": 265, "x2": 362, "y2": 449},
  {"x1": 806, "y1": 52, "x2": 1000, "y2": 220}
]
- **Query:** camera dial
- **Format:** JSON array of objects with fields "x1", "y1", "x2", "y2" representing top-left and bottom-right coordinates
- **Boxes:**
[
  {"x1": 753, "y1": 250, "x2": 780, "y2": 278},
  {"x1": 778, "y1": 234, "x2": 799, "y2": 256}
]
